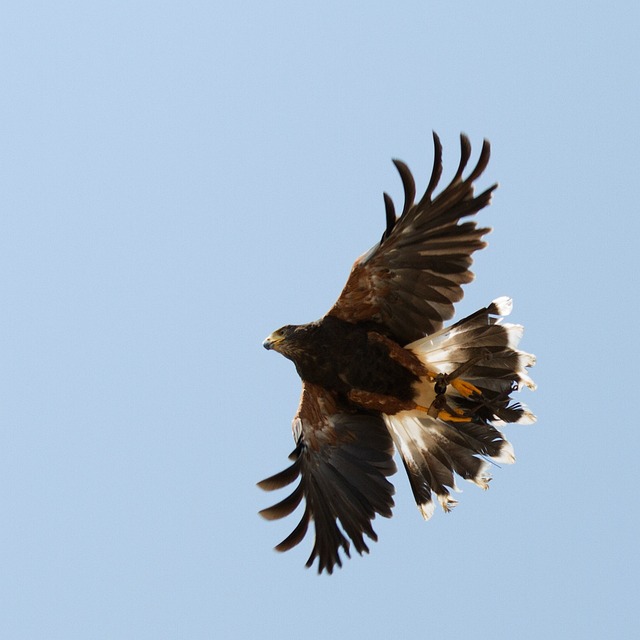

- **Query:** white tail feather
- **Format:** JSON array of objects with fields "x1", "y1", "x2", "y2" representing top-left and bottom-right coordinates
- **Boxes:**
[
  {"x1": 384, "y1": 411, "x2": 506, "y2": 519},
  {"x1": 384, "y1": 298, "x2": 535, "y2": 519}
]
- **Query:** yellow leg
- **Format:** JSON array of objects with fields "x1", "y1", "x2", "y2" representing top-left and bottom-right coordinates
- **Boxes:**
[
  {"x1": 437, "y1": 409, "x2": 472, "y2": 423},
  {"x1": 416, "y1": 403, "x2": 445, "y2": 419},
  {"x1": 416, "y1": 402, "x2": 472, "y2": 423},
  {"x1": 451, "y1": 378, "x2": 482, "y2": 398}
]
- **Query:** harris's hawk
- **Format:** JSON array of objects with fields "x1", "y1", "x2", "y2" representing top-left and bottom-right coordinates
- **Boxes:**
[{"x1": 260, "y1": 133, "x2": 536, "y2": 573}]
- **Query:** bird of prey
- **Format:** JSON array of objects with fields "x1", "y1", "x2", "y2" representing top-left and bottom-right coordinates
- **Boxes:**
[{"x1": 259, "y1": 133, "x2": 536, "y2": 574}]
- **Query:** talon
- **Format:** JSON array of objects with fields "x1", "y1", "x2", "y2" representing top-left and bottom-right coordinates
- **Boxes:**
[{"x1": 451, "y1": 378, "x2": 482, "y2": 398}]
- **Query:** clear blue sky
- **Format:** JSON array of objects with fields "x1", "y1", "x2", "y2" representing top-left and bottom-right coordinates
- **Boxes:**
[{"x1": 1, "y1": 1, "x2": 638, "y2": 638}]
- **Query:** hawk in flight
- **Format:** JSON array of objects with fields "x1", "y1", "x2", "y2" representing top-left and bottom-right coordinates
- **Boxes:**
[{"x1": 260, "y1": 133, "x2": 536, "y2": 573}]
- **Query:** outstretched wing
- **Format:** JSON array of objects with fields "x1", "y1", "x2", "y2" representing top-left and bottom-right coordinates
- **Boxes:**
[
  {"x1": 258, "y1": 382, "x2": 396, "y2": 574},
  {"x1": 328, "y1": 132, "x2": 496, "y2": 345}
]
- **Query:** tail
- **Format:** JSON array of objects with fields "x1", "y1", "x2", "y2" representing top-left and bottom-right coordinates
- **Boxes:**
[{"x1": 384, "y1": 297, "x2": 536, "y2": 519}]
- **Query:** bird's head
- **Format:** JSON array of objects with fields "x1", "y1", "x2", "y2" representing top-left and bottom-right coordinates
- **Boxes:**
[{"x1": 262, "y1": 324, "x2": 308, "y2": 361}]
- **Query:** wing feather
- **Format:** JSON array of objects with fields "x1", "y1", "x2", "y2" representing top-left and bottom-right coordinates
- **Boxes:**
[
  {"x1": 258, "y1": 383, "x2": 396, "y2": 574},
  {"x1": 328, "y1": 133, "x2": 496, "y2": 343}
]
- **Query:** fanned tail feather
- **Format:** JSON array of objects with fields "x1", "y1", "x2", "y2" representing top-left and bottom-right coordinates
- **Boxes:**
[
  {"x1": 384, "y1": 413, "x2": 499, "y2": 518},
  {"x1": 409, "y1": 296, "x2": 536, "y2": 425},
  {"x1": 386, "y1": 297, "x2": 536, "y2": 518}
]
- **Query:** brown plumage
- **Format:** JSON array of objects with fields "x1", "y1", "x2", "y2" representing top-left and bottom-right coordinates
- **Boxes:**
[{"x1": 260, "y1": 133, "x2": 536, "y2": 574}]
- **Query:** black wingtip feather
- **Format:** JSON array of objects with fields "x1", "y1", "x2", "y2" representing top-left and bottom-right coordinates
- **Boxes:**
[
  {"x1": 382, "y1": 192, "x2": 397, "y2": 242},
  {"x1": 274, "y1": 508, "x2": 310, "y2": 552},
  {"x1": 419, "y1": 131, "x2": 443, "y2": 205},
  {"x1": 258, "y1": 481, "x2": 304, "y2": 520},
  {"x1": 392, "y1": 158, "x2": 416, "y2": 217},
  {"x1": 257, "y1": 458, "x2": 300, "y2": 491},
  {"x1": 451, "y1": 133, "x2": 472, "y2": 184},
  {"x1": 466, "y1": 138, "x2": 492, "y2": 184}
]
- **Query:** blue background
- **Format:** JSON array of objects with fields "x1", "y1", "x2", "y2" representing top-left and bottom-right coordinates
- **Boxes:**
[{"x1": 1, "y1": 1, "x2": 638, "y2": 638}]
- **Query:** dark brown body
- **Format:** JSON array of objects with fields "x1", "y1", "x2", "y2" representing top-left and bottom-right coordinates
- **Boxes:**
[{"x1": 264, "y1": 316, "x2": 419, "y2": 408}]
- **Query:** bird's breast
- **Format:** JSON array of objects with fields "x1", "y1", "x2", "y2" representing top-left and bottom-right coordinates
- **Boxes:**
[{"x1": 294, "y1": 321, "x2": 418, "y2": 404}]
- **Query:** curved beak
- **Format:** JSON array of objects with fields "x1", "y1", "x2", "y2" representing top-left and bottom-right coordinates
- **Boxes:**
[{"x1": 263, "y1": 331, "x2": 282, "y2": 351}]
